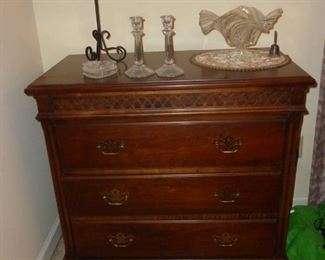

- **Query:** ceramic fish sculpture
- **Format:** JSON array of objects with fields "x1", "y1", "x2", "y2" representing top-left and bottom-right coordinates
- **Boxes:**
[{"x1": 199, "y1": 6, "x2": 283, "y2": 49}]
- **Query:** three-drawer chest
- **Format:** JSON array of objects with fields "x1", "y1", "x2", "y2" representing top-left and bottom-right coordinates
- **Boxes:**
[{"x1": 25, "y1": 50, "x2": 316, "y2": 259}]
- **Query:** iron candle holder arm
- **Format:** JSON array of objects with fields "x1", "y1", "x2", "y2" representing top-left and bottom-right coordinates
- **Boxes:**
[
  {"x1": 85, "y1": 0, "x2": 126, "y2": 62},
  {"x1": 85, "y1": 30, "x2": 102, "y2": 61},
  {"x1": 100, "y1": 31, "x2": 127, "y2": 62}
]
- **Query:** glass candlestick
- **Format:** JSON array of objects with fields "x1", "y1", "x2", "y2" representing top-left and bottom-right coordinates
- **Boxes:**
[
  {"x1": 156, "y1": 15, "x2": 184, "y2": 78},
  {"x1": 125, "y1": 16, "x2": 154, "y2": 78}
]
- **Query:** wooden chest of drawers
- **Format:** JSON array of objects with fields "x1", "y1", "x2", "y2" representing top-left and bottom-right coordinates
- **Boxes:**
[{"x1": 25, "y1": 50, "x2": 316, "y2": 259}]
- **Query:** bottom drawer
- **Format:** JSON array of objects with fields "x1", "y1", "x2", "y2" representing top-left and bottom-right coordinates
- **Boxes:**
[{"x1": 72, "y1": 220, "x2": 277, "y2": 258}]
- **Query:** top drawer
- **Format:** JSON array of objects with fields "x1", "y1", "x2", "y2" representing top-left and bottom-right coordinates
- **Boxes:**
[{"x1": 54, "y1": 120, "x2": 286, "y2": 174}]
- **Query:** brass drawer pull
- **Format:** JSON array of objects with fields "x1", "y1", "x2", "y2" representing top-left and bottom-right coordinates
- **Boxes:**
[
  {"x1": 215, "y1": 136, "x2": 243, "y2": 154},
  {"x1": 102, "y1": 189, "x2": 129, "y2": 206},
  {"x1": 108, "y1": 233, "x2": 134, "y2": 248},
  {"x1": 212, "y1": 232, "x2": 239, "y2": 247},
  {"x1": 97, "y1": 139, "x2": 125, "y2": 155},
  {"x1": 214, "y1": 189, "x2": 240, "y2": 203}
]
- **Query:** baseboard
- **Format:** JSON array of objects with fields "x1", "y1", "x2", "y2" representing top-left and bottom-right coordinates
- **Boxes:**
[
  {"x1": 37, "y1": 216, "x2": 61, "y2": 260},
  {"x1": 293, "y1": 197, "x2": 308, "y2": 206}
]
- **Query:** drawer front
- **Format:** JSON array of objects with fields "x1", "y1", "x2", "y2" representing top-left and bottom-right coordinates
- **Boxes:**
[
  {"x1": 55, "y1": 121, "x2": 286, "y2": 172},
  {"x1": 64, "y1": 174, "x2": 280, "y2": 217},
  {"x1": 72, "y1": 221, "x2": 277, "y2": 258}
]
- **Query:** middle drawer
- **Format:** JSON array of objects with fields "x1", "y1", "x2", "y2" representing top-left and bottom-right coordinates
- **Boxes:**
[{"x1": 63, "y1": 174, "x2": 280, "y2": 218}]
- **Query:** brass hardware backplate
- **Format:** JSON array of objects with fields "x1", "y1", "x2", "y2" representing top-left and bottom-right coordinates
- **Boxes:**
[
  {"x1": 102, "y1": 188, "x2": 129, "y2": 206},
  {"x1": 214, "y1": 189, "x2": 240, "y2": 203},
  {"x1": 108, "y1": 233, "x2": 134, "y2": 248},
  {"x1": 212, "y1": 232, "x2": 239, "y2": 247},
  {"x1": 97, "y1": 139, "x2": 125, "y2": 155},
  {"x1": 215, "y1": 136, "x2": 244, "y2": 154}
]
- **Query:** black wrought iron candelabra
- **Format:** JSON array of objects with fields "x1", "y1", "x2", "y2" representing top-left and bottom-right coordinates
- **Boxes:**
[{"x1": 85, "y1": 0, "x2": 126, "y2": 62}]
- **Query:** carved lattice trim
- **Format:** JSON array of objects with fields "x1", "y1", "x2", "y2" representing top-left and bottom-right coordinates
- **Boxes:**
[{"x1": 51, "y1": 88, "x2": 292, "y2": 112}]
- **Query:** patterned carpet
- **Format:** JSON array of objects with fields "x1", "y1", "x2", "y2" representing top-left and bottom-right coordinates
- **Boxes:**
[{"x1": 51, "y1": 238, "x2": 64, "y2": 260}]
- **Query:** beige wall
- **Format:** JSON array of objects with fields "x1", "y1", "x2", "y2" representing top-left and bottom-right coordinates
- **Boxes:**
[
  {"x1": 32, "y1": 0, "x2": 325, "y2": 200},
  {"x1": 0, "y1": 0, "x2": 57, "y2": 259}
]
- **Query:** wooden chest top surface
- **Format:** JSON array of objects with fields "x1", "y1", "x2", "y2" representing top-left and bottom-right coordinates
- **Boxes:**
[{"x1": 25, "y1": 50, "x2": 316, "y2": 96}]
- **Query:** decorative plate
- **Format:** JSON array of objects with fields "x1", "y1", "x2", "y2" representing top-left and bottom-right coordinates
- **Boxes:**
[{"x1": 192, "y1": 49, "x2": 290, "y2": 71}]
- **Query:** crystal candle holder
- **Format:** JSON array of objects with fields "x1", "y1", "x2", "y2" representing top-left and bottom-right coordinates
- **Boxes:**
[
  {"x1": 155, "y1": 15, "x2": 184, "y2": 78},
  {"x1": 125, "y1": 16, "x2": 154, "y2": 78}
]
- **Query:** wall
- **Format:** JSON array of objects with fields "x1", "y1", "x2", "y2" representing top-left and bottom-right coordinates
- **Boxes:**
[
  {"x1": 0, "y1": 1, "x2": 58, "y2": 259},
  {"x1": 32, "y1": 0, "x2": 324, "y2": 199}
]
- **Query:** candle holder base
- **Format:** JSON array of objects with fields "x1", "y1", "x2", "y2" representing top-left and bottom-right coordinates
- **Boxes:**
[
  {"x1": 82, "y1": 60, "x2": 117, "y2": 79},
  {"x1": 125, "y1": 64, "x2": 155, "y2": 78},
  {"x1": 156, "y1": 63, "x2": 184, "y2": 78}
]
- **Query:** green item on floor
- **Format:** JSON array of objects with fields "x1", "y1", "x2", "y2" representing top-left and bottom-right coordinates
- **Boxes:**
[{"x1": 286, "y1": 204, "x2": 325, "y2": 260}]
